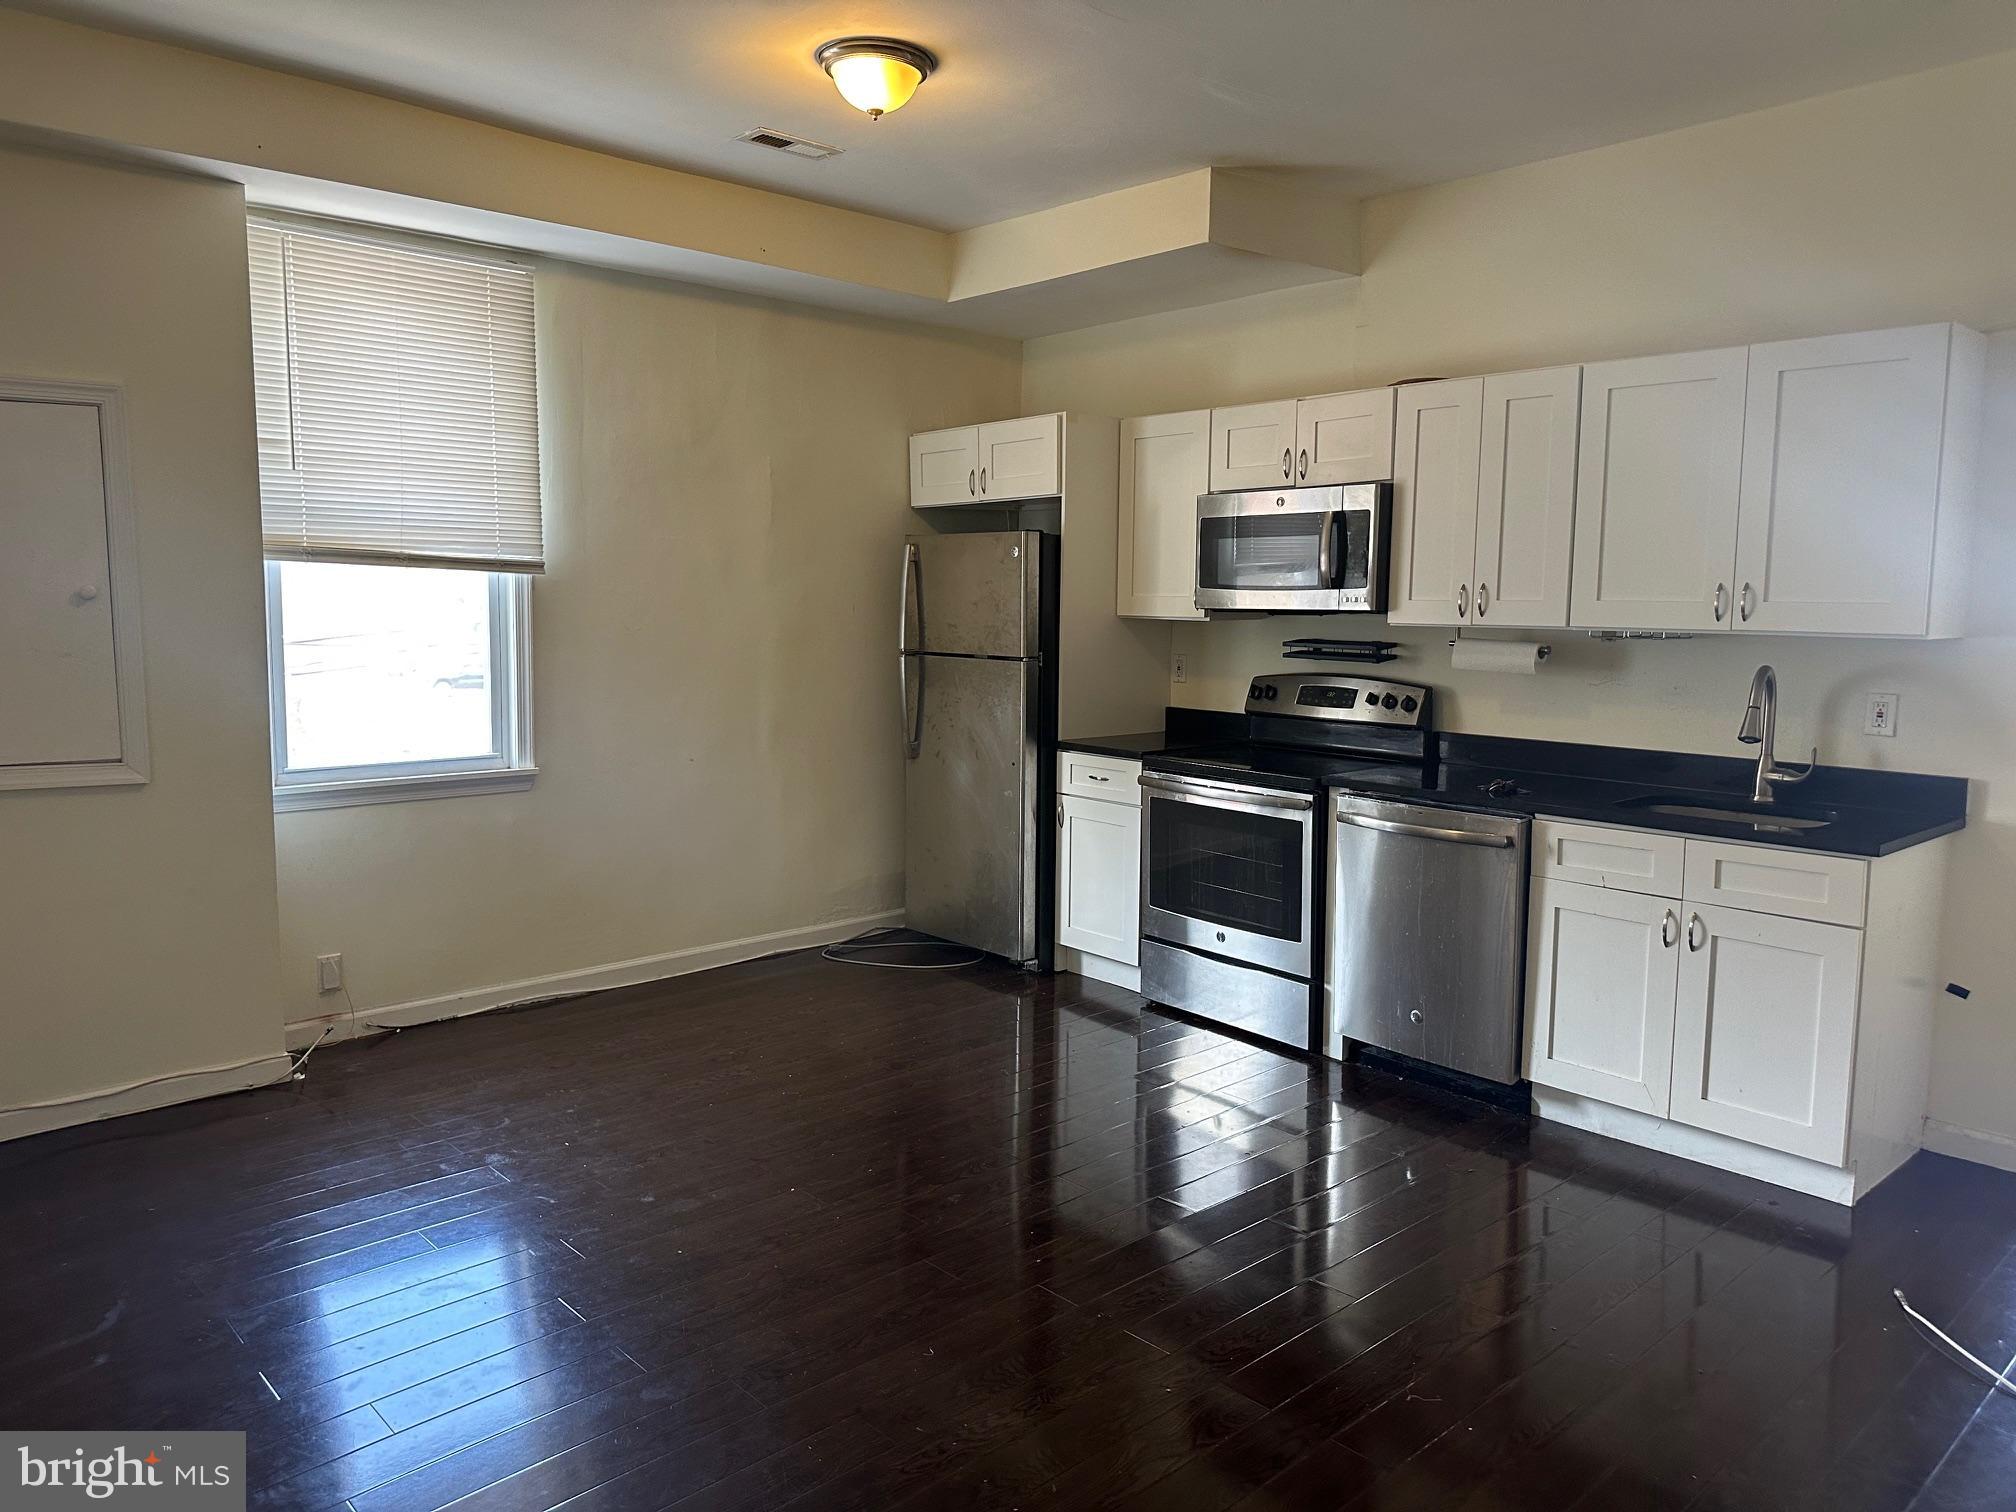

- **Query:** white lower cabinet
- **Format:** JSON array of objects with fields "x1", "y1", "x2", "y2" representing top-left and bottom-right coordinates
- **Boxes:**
[
  {"x1": 1055, "y1": 752, "x2": 1140, "y2": 985},
  {"x1": 1524, "y1": 818, "x2": 1943, "y2": 1204},
  {"x1": 1526, "y1": 880, "x2": 1679, "y2": 1117},
  {"x1": 1669, "y1": 903, "x2": 1861, "y2": 1165}
]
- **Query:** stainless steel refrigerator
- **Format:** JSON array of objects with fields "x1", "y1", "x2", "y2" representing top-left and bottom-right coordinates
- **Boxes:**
[{"x1": 899, "y1": 530, "x2": 1058, "y2": 968}]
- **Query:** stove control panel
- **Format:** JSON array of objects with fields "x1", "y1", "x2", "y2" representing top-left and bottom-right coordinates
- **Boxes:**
[{"x1": 1244, "y1": 673, "x2": 1430, "y2": 729}]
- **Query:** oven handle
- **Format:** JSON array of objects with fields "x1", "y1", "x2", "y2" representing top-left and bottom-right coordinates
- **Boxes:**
[
  {"x1": 1138, "y1": 774, "x2": 1314, "y2": 813},
  {"x1": 1335, "y1": 812, "x2": 1515, "y2": 847}
]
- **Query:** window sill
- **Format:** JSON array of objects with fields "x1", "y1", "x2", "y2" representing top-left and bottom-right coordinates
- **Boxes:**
[{"x1": 274, "y1": 766, "x2": 537, "y2": 813}]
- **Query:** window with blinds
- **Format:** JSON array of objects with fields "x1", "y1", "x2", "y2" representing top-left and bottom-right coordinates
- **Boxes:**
[{"x1": 247, "y1": 217, "x2": 544, "y2": 573}]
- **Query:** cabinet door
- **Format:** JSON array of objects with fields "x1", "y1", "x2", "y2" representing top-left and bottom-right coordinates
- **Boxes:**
[
  {"x1": 1670, "y1": 903, "x2": 1861, "y2": 1164},
  {"x1": 1296, "y1": 388, "x2": 1395, "y2": 485},
  {"x1": 1570, "y1": 349, "x2": 1746, "y2": 630},
  {"x1": 1387, "y1": 378, "x2": 1482, "y2": 626},
  {"x1": 909, "y1": 426, "x2": 980, "y2": 508},
  {"x1": 1118, "y1": 411, "x2": 1209, "y2": 619},
  {"x1": 1525, "y1": 879, "x2": 1681, "y2": 1116},
  {"x1": 1733, "y1": 325, "x2": 1953, "y2": 636},
  {"x1": 978, "y1": 414, "x2": 1061, "y2": 502},
  {"x1": 0, "y1": 397, "x2": 123, "y2": 768},
  {"x1": 1208, "y1": 400, "x2": 1298, "y2": 492},
  {"x1": 1473, "y1": 367, "x2": 1580, "y2": 629},
  {"x1": 1057, "y1": 794, "x2": 1141, "y2": 966}
]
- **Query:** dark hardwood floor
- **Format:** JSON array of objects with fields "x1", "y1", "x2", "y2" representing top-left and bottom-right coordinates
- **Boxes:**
[{"x1": 4, "y1": 951, "x2": 2014, "y2": 1510}]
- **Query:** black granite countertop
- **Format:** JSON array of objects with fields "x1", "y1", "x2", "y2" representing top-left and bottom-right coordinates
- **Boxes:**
[
  {"x1": 1068, "y1": 714, "x2": 1966, "y2": 858},
  {"x1": 1055, "y1": 731, "x2": 1172, "y2": 759}
]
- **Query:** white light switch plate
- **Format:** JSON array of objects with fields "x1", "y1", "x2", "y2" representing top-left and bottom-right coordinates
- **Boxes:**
[{"x1": 1864, "y1": 692, "x2": 1899, "y2": 738}]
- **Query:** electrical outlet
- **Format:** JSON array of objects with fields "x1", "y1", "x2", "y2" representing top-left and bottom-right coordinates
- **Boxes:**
[
  {"x1": 316, "y1": 954, "x2": 344, "y2": 992},
  {"x1": 1864, "y1": 692, "x2": 1899, "y2": 738},
  {"x1": 1171, "y1": 650, "x2": 1188, "y2": 684}
]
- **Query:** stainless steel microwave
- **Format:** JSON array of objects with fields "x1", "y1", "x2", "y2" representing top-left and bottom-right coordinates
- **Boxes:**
[{"x1": 1195, "y1": 483, "x2": 1390, "y2": 613}]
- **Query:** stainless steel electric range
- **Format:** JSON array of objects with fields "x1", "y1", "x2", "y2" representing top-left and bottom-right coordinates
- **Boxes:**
[{"x1": 1138, "y1": 672, "x2": 1433, "y2": 1053}]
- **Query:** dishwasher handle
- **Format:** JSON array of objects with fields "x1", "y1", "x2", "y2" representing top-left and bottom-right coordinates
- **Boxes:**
[{"x1": 1334, "y1": 811, "x2": 1517, "y2": 848}]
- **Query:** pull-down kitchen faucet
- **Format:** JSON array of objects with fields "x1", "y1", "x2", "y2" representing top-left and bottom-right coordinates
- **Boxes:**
[{"x1": 1737, "y1": 664, "x2": 1817, "y2": 803}]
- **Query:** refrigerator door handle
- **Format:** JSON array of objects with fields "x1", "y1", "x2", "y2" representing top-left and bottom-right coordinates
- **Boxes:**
[
  {"x1": 898, "y1": 541, "x2": 920, "y2": 653},
  {"x1": 900, "y1": 652, "x2": 923, "y2": 759}
]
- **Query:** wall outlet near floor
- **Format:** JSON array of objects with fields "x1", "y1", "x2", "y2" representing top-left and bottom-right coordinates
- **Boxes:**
[
  {"x1": 1171, "y1": 650, "x2": 1188, "y2": 684},
  {"x1": 1864, "y1": 691, "x2": 1899, "y2": 738},
  {"x1": 316, "y1": 953, "x2": 344, "y2": 993}
]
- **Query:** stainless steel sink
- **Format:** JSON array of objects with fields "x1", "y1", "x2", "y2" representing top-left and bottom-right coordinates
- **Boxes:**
[{"x1": 1613, "y1": 794, "x2": 1836, "y2": 831}]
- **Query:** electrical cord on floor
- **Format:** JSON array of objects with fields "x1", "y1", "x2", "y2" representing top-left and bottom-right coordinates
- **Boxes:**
[
  {"x1": 820, "y1": 925, "x2": 986, "y2": 970},
  {"x1": 1895, "y1": 1288, "x2": 2016, "y2": 1398}
]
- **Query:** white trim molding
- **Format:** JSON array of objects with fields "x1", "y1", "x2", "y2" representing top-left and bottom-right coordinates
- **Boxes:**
[
  {"x1": 1055, "y1": 946, "x2": 1140, "y2": 992},
  {"x1": 285, "y1": 909, "x2": 904, "y2": 1049},
  {"x1": 0, "y1": 1051, "x2": 293, "y2": 1144},
  {"x1": 1924, "y1": 1118, "x2": 2016, "y2": 1177}
]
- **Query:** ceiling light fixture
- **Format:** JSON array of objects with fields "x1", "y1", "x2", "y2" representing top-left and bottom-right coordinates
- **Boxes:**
[{"x1": 815, "y1": 36, "x2": 937, "y2": 121}]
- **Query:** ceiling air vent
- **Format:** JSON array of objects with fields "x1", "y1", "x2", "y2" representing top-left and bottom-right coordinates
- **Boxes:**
[{"x1": 738, "y1": 128, "x2": 842, "y2": 161}]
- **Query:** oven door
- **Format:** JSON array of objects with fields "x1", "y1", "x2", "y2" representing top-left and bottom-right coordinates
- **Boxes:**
[{"x1": 1139, "y1": 774, "x2": 1315, "y2": 978}]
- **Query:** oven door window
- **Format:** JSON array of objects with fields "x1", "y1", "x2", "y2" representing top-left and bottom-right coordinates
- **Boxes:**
[
  {"x1": 1147, "y1": 797, "x2": 1305, "y2": 941},
  {"x1": 1198, "y1": 512, "x2": 1333, "y2": 594}
]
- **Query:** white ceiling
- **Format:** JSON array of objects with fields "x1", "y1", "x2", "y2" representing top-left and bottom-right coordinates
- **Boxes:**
[{"x1": 20, "y1": 0, "x2": 2016, "y2": 232}]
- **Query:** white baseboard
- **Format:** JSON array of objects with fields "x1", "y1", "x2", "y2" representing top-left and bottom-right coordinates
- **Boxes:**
[
  {"x1": 1533, "y1": 1088, "x2": 1859, "y2": 1205},
  {"x1": 1923, "y1": 1118, "x2": 2016, "y2": 1177},
  {"x1": 0, "y1": 1051, "x2": 295, "y2": 1144},
  {"x1": 1055, "y1": 945, "x2": 1140, "y2": 992},
  {"x1": 285, "y1": 909, "x2": 904, "y2": 1050}
]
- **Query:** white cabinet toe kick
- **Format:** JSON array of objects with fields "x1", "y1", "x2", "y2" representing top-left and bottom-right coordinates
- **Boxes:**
[{"x1": 1524, "y1": 817, "x2": 1950, "y2": 1204}]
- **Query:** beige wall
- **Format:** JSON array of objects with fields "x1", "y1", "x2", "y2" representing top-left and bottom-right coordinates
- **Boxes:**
[
  {"x1": 1024, "y1": 48, "x2": 2016, "y2": 1162},
  {"x1": 0, "y1": 144, "x2": 286, "y2": 1131},
  {"x1": 271, "y1": 266, "x2": 1019, "y2": 1026}
]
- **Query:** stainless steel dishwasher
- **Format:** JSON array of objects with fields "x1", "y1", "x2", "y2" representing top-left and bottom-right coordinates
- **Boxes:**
[{"x1": 1325, "y1": 792, "x2": 1529, "y2": 1083}]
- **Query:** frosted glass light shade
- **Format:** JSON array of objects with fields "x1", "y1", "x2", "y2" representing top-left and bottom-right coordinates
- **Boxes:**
[{"x1": 815, "y1": 38, "x2": 937, "y2": 120}]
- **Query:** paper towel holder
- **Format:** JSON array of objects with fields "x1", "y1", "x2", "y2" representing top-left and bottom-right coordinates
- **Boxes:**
[{"x1": 1448, "y1": 635, "x2": 1551, "y2": 663}]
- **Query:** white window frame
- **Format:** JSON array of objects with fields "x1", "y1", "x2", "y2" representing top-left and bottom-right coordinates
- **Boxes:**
[{"x1": 265, "y1": 563, "x2": 536, "y2": 812}]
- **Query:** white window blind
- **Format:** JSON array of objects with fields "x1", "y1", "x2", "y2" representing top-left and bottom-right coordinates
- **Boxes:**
[{"x1": 248, "y1": 217, "x2": 544, "y2": 573}]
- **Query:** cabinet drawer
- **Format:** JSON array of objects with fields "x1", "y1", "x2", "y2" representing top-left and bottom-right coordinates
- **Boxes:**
[
  {"x1": 1058, "y1": 751, "x2": 1141, "y2": 805},
  {"x1": 1682, "y1": 841, "x2": 1866, "y2": 927},
  {"x1": 1532, "y1": 818, "x2": 1685, "y2": 897}
]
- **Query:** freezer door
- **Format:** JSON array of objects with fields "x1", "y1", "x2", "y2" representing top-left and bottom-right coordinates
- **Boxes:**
[
  {"x1": 902, "y1": 531, "x2": 1040, "y2": 658},
  {"x1": 904, "y1": 653, "x2": 1037, "y2": 962}
]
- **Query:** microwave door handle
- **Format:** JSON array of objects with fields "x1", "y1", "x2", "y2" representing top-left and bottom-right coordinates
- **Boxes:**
[{"x1": 1317, "y1": 511, "x2": 1337, "y2": 588}]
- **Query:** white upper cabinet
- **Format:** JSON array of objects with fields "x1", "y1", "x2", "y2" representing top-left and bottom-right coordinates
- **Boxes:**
[
  {"x1": 1733, "y1": 324, "x2": 1982, "y2": 637},
  {"x1": 0, "y1": 380, "x2": 148, "y2": 790},
  {"x1": 1570, "y1": 347, "x2": 1747, "y2": 631},
  {"x1": 1207, "y1": 399, "x2": 1299, "y2": 491},
  {"x1": 1296, "y1": 388, "x2": 1396, "y2": 486},
  {"x1": 1387, "y1": 378, "x2": 1482, "y2": 625},
  {"x1": 909, "y1": 415, "x2": 1062, "y2": 508},
  {"x1": 977, "y1": 414, "x2": 1062, "y2": 502},
  {"x1": 1669, "y1": 903, "x2": 1862, "y2": 1166},
  {"x1": 1473, "y1": 366, "x2": 1581, "y2": 629},
  {"x1": 909, "y1": 425, "x2": 980, "y2": 507},
  {"x1": 1117, "y1": 410, "x2": 1209, "y2": 620}
]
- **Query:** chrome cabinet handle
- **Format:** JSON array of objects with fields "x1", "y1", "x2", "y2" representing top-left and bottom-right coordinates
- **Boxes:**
[
  {"x1": 1298, "y1": 448, "x2": 1309, "y2": 480},
  {"x1": 1739, "y1": 582, "x2": 1755, "y2": 622},
  {"x1": 1282, "y1": 447, "x2": 1293, "y2": 480},
  {"x1": 968, "y1": 468, "x2": 976, "y2": 496},
  {"x1": 1661, "y1": 909, "x2": 1678, "y2": 949},
  {"x1": 979, "y1": 466, "x2": 988, "y2": 495},
  {"x1": 1687, "y1": 912, "x2": 1706, "y2": 951},
  {"x1": 1084, "y1": 772, "x2": 1109, "y2": 783},
  {"x1": 1476, "y1": 582, "x2": 1490, "y2": 619},
  {"x1": 1457, "y1": 584, "x2": 1470, "y2": 619},
  {"x1": 1057, "y1": 799, "x2": 1064, "y2": 829},
  {"x1": 1713, "y1": 583, "x2": 1727, "y2": 622}
]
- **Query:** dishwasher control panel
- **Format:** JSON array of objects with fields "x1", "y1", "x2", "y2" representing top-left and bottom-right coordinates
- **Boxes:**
[{"x1": 1244, "y1": 673, "x2": 1430, "y2": 729}]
